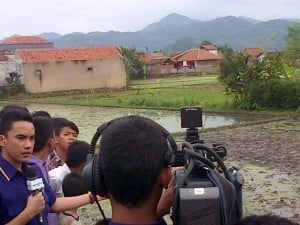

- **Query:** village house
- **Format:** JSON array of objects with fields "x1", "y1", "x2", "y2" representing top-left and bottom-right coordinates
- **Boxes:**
[
  {"x1": 16, "y1": 46, "x2": 127, "y2": 93},
  {"x1": 140, "y1": 53, "x2": 177, "y2": 77},
  {"x1": 243, "y1": 47, "x2": 278, "y2": 61},
  {"x1": 173, "y1": 48, "x2": 222, "y2": 74},
  {"x1": 141, "y1": 44, "x2": 223, "y2": 77},
  {"x1": 0, "y1": 36, "x2": 53, "y2": 53},
  {"x1": 0, "y1": 36, "x2": 54, "y2": 88}
]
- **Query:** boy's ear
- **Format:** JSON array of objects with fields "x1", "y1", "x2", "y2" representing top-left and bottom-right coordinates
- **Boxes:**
[
  {"x1": 0, "y1": 135, "x2": 6, "y2": 147},
  {"x1": 54, "y1": 135, "x2": 59, "y2": 144},
  {"x1": 159, "y1": 167, "x2": 172, "y2": 189}
]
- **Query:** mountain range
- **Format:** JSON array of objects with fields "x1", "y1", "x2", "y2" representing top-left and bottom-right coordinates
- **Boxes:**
[{"x1": 39, "y1": 13, "x2": 300, "y2": 53}]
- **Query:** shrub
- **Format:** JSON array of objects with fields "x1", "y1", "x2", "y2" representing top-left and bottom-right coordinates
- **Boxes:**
[{"x1": 246, "y1": 78, "x2": 300, "y2": 109}]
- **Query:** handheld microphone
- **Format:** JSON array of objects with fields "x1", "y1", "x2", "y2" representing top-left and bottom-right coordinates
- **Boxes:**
[{"x1": 26, "y1": 166, "x2": 45, "y2": 225}]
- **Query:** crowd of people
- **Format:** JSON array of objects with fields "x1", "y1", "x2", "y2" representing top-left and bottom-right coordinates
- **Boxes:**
[{"x1": 0, "y1": 104, "x2": 298, "y2": 225}]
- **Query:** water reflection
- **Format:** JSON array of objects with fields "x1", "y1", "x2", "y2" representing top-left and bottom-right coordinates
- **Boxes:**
[{"x1": 1, "y1": 103, "x2": 238, "y2": 143}]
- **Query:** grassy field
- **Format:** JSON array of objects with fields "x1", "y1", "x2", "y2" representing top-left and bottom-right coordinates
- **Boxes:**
[
  {"x1": 10, "y1": 75, "x2": 235, "y2": 111},
  {"x1": 4, "y1": 74, "x2": 298, "y2": 117}
]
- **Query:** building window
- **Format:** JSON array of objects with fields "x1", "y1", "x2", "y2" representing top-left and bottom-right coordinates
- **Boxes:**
[{"x1": 87, "y1": 67, "x2": 93, "y2": 72}]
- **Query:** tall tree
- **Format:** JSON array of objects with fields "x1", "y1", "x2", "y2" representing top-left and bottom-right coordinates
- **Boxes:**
[
  {"x1": 284, "y1": 23, "x2": 300, "y2": 67},
  {"x1": 118, "y1": 46, "x2": 146, "y2": 81}
]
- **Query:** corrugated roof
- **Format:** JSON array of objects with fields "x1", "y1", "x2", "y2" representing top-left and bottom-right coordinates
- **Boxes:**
[
  {"x1": 175, "y1": 48, "x2": 222, "y2": 61},
  {"x1": 0, "y1": 36, "x2": 51, "y2": 44},
  {"x1": 16, "y1": 46, "x2": 122, "y2": 62}
]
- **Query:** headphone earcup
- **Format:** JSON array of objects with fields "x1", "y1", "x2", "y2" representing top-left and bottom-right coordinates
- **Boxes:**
[
  {"x1": 83, "y1": 154, "x2": 108, "y2": 196},
  {"x1": 92, "y1": 154, "x2": 108, "y2": 196},
  {"x1": 164, "y1": 133, "x2": 178, "y2": 166}
]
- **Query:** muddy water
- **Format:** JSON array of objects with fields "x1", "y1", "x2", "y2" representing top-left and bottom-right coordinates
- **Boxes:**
[{"x1": 11, "y1": 103, "x2": 244, "y2": 143}]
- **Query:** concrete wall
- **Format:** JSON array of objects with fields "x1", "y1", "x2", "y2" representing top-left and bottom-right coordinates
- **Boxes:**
[
  {"x1": 23, "y1": 58, "x2": 126, "y2": 93},
  {"x1": 149, "y1": 64, "x2": 177, "y2": 77},
  {"x1": 0, "y1": 60, "x2": 23, "y2": 86},
  {"x1": 0, "y1": 43, "x2": 53, "y2": 52}
]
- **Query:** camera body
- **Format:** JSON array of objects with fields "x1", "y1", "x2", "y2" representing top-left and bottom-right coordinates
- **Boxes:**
[{"x1": 171, "y1": 107, "x2": 244, "y2": 225}]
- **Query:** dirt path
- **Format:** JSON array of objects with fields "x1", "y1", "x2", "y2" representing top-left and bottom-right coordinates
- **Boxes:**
[
  {"x1": 79, "y1": 118, "x2": 300, "y2": 224},
  {"x1": 196, "y1": 118, "x2": 300, "y2": 223}
]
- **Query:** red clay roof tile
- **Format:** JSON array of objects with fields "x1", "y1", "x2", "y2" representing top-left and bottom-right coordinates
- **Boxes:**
[
  {"x1": 16, "y1": 46, "x2": 122, "y2": 62},
  {"x1": 1, "y1": 36, "x2": 51, "y2": 44},
  {"x1": 174, "y1": 48, "x2": 222, "y2": 61},
  {"x1": 243, "y1": 47, "x2": 263, "y2": 57}
]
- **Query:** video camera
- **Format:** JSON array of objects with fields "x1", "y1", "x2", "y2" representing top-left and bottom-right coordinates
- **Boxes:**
[
  {"x1": 83, "y1": 107, "x2": 244, "y2": 225},
  {"x1": 170, "y1": 107, "x2": 244, "y2": 225}
]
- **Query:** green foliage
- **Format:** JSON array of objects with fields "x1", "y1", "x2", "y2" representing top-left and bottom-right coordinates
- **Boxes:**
[
  {"x1": 283, "y1": 23, "x2": 300, "y2": 67},
  {"x1": 284, "y1": 64, "x2": 300, "y2": 80},
  {"x1": 118, "y1": 46, "x2": 146, "y2": 81},
  {"x1": 219, "y1": 50, "x2": 287, "y2": 108},
  {"x1": 246, "y1": 79, "x2": 300, "y2": 109}
]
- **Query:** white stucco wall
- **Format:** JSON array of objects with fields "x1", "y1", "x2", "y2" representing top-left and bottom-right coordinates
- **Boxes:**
[
  {"x1": 0, "y1": 60, "x2": 23, "y2": 87},
  {"x1": 23, "y1": 58, "x2": 126, "y2": 93}
]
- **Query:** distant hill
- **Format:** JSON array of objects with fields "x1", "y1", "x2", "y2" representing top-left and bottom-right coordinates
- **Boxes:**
[
  {"x1": 38, "y1": 14, "x2": 298, "y2": 52},
  {"x1": 39, "y1": 32, "x2": 62, "y2": 40}
]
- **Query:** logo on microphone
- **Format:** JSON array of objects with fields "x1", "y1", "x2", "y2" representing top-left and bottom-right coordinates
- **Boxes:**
[{"x1": 27, "y1": 178, "x2": 44, "y2": 191}]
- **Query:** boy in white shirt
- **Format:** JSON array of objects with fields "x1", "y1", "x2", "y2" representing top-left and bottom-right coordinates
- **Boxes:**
[{"x1": 49, "y1": 140, "x2": 89, "y2": 197}]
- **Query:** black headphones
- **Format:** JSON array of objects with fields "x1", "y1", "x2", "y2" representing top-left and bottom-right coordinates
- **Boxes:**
[{"x1": 82, "y1": 116, "x2": 178, "y2": 196}]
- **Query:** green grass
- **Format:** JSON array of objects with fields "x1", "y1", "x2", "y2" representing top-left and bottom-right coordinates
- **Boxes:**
[
  {"x1": 4, "y1": 75, "x2": 298, "y2": 117},
  {"x1": 129, "y1": 75, "x2": 219, "y2": 89},
  {"x1": 5, "y1": 75, "x2": 233, "y2": 110},
  {"x1": 17, "y1": 85, "x2": 233, "y2": 111}
]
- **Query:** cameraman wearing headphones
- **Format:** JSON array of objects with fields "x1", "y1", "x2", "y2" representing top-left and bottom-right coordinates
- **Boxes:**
[{"x1": 89, "y1": 115, "x2": 175, "y2": 225}]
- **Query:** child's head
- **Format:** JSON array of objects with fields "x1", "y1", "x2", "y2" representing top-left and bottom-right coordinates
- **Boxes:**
[
  {"x1": 32, "y1": 110, "x2": 51, "y2": 118},
  {"x1": 99, "y1": 115, "x2": 171, "y2": 207},
  {"x1": 62, "y1": 172, "x2": 88, "y2": 197},
  {"x1": 53, "y1": 117, "x2": 79, "y2": 152},
  {"x1": 32, "y1": 116, "x2": 55, "y2": 153},
  {"x1": 66, "y1": 140, "x2": 89, "y2": 171}
]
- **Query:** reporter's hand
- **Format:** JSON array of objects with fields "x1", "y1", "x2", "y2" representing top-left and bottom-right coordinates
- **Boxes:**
[
  {"x1": 25, "y1": 192, "x2": 45, "y2": 216},
  {"x1": 88, "y1": 192, "x2": 107, "y2": 204}
]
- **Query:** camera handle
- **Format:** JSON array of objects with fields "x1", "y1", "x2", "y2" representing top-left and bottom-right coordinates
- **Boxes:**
[{"x1": 191, "y1": 143, "x2": 231, "y2": 181}]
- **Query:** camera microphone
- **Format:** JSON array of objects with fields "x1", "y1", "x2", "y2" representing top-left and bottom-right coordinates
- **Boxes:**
[{"x1": 25, "y1": 166, "x2": 45, "y2": 225}]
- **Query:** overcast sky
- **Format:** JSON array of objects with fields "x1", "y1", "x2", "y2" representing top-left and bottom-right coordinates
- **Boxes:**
[{"x1": 1, "y1": 0, "x2": 299, "y2": 40}]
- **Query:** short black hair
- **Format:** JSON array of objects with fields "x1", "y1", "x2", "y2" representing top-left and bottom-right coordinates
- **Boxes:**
[
  {"x1": 0, "y1": 110, "x2": 33, "y2": 136},
  {"x1": 33, "y1": 116, "x2": 54, "y2": 152},
  {"x1": 62, "y1": 172, "x2": 88, "y2": 197},
  {"x1": 32, "y1": 110, "x2": 51, "y2": 118},
  {"x1": 65, "y1": 140, "x2": 89, "y2": 168},
  {"x1": 233, "y1": 214, "x2": 299, "y2": 225},
  {"x1": 99, "y1": 115, "x2": 169, "y2": 206},
  {"x1": 52, "y1": 117, "x2": 79, "y2": 135},
  {"x1": 0, "y1": 104, "x2": 29, "y2": 119}
]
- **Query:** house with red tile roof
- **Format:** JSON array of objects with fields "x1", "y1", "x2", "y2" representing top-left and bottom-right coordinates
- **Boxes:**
[
  {"x1": 141, "y1": 53, "x2": 178, "y2": 77},
  {"x1": 243, "y1": 47, "x2": 279, "y2": 61},
  {"x1": 0, "y1": 36, "x2": 53, "y2": 53},
  {"x1": 15, "y1": 45, "x2": 126, "y2": 93},
  {"x1": 200, "y1": 44, "x2": 219, "y2": 55},
  {"x1": 140, "y1": 44, "x2": 222, "y2": 76},
  {"x1": 173, "y1": 48, "x2": 222, "y2": 74},
  {"x1": 243, "y1": 47, "x2": 263, "y2": 59}
]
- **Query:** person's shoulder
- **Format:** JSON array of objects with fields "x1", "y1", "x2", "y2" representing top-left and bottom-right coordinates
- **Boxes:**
[{"x1": 49, "y1": 166, "x2": 64, "y2": 178}]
